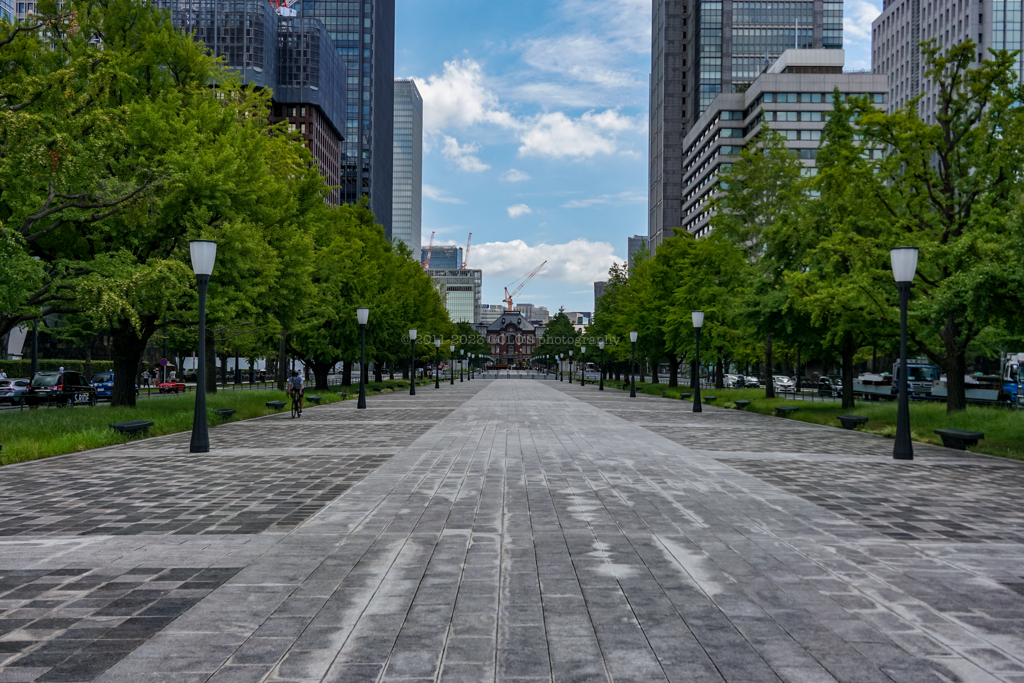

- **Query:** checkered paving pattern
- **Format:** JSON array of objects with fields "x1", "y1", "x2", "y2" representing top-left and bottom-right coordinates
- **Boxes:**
[
  {"x1": 0, "y1": 567, "x2": 239, "y2": 681},
  {"x1": 719, "y1": 458, "x2": 1024, "y2": 543}
]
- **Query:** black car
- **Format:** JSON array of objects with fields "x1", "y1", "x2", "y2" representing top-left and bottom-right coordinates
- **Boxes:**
[
  {"x1": 818, "y1": 376, "x2": 843, "y2": 397},
  {"x1": 25, "y1": 371, "x2": 98, "y2": 407}
]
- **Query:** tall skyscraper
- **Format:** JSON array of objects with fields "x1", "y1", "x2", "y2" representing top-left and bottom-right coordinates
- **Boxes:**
[
  {"x1": 872, "y1": 0, "x2": 1007, "y2": 123},
  {"x1": 301, "y1": 0, "x2": 394, "y2": 238},
  {"x1": 0, "y1": 0, "x2": 13, "y2": 22},
  {"x1": 628, "y1": 235, "x2": 647, "y2": 270},
  {"x1": 421, "y1": 246, "x2": 461, "y2": 269},
  {"x1": 649, "y1": 0, "x2": 842, "y2": 249},
  {"x1": 392, "y1": 79, "x2": 422, "y2": 255}
]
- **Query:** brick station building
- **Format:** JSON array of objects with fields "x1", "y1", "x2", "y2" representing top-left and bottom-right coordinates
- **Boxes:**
[{"x1": 485, "y1": 311, "x2": 538, "y2": 368}]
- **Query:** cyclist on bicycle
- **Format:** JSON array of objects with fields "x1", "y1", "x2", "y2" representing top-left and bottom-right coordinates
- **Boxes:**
[{"x1": 288, "y1": 370, "x2": 304, "y2": 415}]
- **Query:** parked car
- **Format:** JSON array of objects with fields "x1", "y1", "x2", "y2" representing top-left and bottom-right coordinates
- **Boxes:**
[
  {"x1": 773, "y1": 375, "x2": 795, "y2": 392},
  {"x1": 724, "y1": 374, "x2": 744, "y2": 388},
  {"x1": 157, "y1": 381, "x2": 186, "y2": 394},
  {"x1": 0, "y1": 378, "x2": 30, "y2": 405},
  {"x1": 818, "y1": 376, "x2": 843, "y2": 397},
  {"x1": 90, "y1": 373, "x2": 139, "y2": 400},
  {"x1": 744, "y1": 376, "x2": 761, "y2": 388},
  {"x1": 25, "y1": 371, "x2": 97, "y2": 407}
]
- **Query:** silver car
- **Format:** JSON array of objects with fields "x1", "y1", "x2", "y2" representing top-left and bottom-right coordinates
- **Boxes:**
[
  {"x1": 745, "y1": 376, "x2": 761, "y2": 388},
  {"x1": 0, "y1": 378, "x2": 30, "y2": 404},
  {"x1": 773, "y1": 375, "x2": 795, "y2": 391}
]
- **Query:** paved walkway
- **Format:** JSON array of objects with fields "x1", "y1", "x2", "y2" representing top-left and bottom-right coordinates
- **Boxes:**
[{"x1": 1, "y1": 380, "x2": 1024, "y2": 683}]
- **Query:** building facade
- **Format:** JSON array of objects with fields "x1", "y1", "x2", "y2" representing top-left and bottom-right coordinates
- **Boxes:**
[
  {"x1": 300, "y1": 0, "x2": 394, "y2": 237},
  {"x1": 627, "y1": 235, "x2": 647, "y2": 270},
  {"x1": 479, "y1": 304, "x2": 505, "y2": 325},
  {"x1": 428, "y1": 268, "x2": 482, "y2": 324},
  {"x1": 514, "y1": 303, "x2": 549, "y2": 323},
  {"x1": 677, "y1": 50, "x2": 887, "y2": 236},
  {"x1": 594, "y1": 281, "x2": 607, "y2": 309},
  {"x1": 1, "y1": 0, "x2": 13, "y2": 22},
  {"x1": 421, "y1": 246, "x2": 462, "y2": 269},
  {"x1": 649, "y1": 0, "x2": 843, "y2": 249},
  {"x1": 484, "y1": 312, "x2": 538, "y2": 367},
  {"x1": 871, "y1": 0, "x2": 1009, "y2": 123},
  {"x1": 156, "y1": 0, "x2": 347, "y2": 202},
  {"x1": 392, "y1": 79, "x2": 422, "y2": 255}
]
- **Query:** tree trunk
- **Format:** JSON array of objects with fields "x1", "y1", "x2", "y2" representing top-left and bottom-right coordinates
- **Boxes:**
[
  {"x1": 668, "y1": 356, "x2": 680, "y2": 388},
  {"x1": 765, "y1": 333, "x2": 775, "y2": 399},
  {"x1": 715, "y1": 351, "x2": 725, "y2": 389},
  {"x1": 205, "y1": 328, "x2": 218, "y2": 394},
  {"x1": 276, "y1": 331, "x2": 287, "y2": 391},
  {"x1": 388, "y1": 365, "x2": 394, "y2": 380},
  {"x1": 110, "y1": 317, "x2": 156, "y2": 408},
  {"x1": 341, "y1": 359, "x2": 352, "y2": 386},
  {"x1": 650, "y1": 356, "x2": 660, "y2": 384},
  {"x1": 841, "y1": 330, "x2": 856, "y2": 409},
  {"x1": 939, "y1": 314, "x2": 968, "y2": 413},
  {"x1": 374, "y1": 358, "x2": 384, "y2": 383},
  {"x1": 312, "y1": 360, "x2": 330, "y2": 390}
]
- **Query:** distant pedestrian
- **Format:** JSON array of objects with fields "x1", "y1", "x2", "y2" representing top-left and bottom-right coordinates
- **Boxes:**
[
  {"x1": 0, "y1": 368, "x2": 6, "y2": 379},
  {"x1": 141, "y1": 370, "x2": 150, "y2": 387}
]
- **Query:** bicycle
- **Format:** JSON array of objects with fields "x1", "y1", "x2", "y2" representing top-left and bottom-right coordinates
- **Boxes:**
[{"x1": 289, "y1": 388, "x2": 302, "y2": 418}]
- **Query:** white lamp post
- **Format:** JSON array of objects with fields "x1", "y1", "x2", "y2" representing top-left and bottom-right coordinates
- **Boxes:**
[
  {"x1": 891, "y1": 247, "x2": 919, "y2": 460},
  {"x1": 189, "y1": 240, "x2": 217, "y2": 453},
  {"x1": 409, "y1": 328, "x2": 418, "y2": 395},
  {"x1": 692, "y1": 311, "x2": 704, "y2": 413},
  {"x1": 629, "y1": 330, "x2": 638, "y2": 397},
  {"x1": 356, "y1": 307, "x2": 369, "y2": 409}
]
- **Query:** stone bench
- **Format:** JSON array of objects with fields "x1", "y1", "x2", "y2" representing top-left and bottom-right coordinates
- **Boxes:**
[
  {"x1": 306, "y1": 396, "x2": 322, "y2": 405},
  {"x1": 734, "y1": 400, "x2": 751, "y2": 409},
  {"x1": 265, "y1": 401, "x2": 285, "y2": 410},
  {"x1": 774, "y1": 406, "x2": 799, "y2": 418},
  {"x1": 214, "y1": 409, "x2": 236, "y2": 419},
  {"x1": 837, "y1": 414, "x2": 868, "y2": 430},
  {"x1": 703, "y1": 396, "x2": 717, "y2": 403},
  {"x1": 934, "y1": 428, "x2": 985, "y2": 451},
  {"x1": 110, "y1": 420, "x2": 154, "y2": 435},
  {"x1": 681, "y1": 393, "x2": 691, "y2": 399}
]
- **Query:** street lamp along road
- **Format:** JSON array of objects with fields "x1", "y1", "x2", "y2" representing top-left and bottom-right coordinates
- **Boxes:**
[
  {"x1": 434, "y1": 338, "x2": 441, "y2": 389},
  {"x1": 449, "y1": 344, "x2": 455, "y2": 385},
  {"x1": 409, "y1": 329, "x2": 417, "y2": 396},
  {"x1": 629, "y1": 330, "x2": 638, "y2": 398},
  {"x1": 581, "y1": 346, "x2": 586, "y2": 385},
  {"x1": 692, "y1": 311, "x2": 704, "y2": 413},
  {"x1": 891, "y1": 247, "x2": 919, "y2": 460},
  {"x1": 189, "y1": 239, "x2": 217, "y2": 453},
  {"x1": 598, "y1": 340, "x2": 605, "y2": 391},
  {"x1": 357, "y1": 307, "x2": 369, "y2": 409},
  {"x1": 568, "y1": 349, "x2": 573, "y2": 384},
  {"x1": 460, "y1": 349, "x2": 464, "y2": 382}
]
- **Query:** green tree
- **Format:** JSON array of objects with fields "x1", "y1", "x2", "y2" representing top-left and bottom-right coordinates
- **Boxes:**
[{"x1": 851, "y1": 41, "x2": 1024, "y2": 411}]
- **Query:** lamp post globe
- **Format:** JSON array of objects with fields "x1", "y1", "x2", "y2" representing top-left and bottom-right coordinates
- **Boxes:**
[
  {"x1": 691, "y1": 311, "x2": 704, "y2": 413},
  {"x1": 434, "y1": 338, "x2": 441, "y2": 389},
  {"x1": 356, "y1": 307, "x2": 369, "y2": 409},
  {"x1": 188, "y1": 240, "x2": 217, "y2": 453},
  {"x1": 598, "y1": 340, "x2": 605, "y2": 390},
  {"x1": 449, "y1": 344, "x2": 455, "y2": 385},
  {"x1": 629, "y1": 330, "x2": 638, "y2": 398},
  {"x1": 891, "y1": 247, "x2": 919, "y2": 460},
  {"x1": 409, "y1": 329, "x2": 417, "y2": 395}
]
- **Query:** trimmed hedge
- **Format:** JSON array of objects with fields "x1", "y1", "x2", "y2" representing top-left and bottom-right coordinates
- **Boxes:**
[{"x1": 0, "y1": 359, "x2": 114, "y2": 379}]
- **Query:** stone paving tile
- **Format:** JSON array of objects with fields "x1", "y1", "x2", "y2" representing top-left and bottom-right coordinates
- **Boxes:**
[{"x1": 4, "y1": 379, "x2": 1024, "y2": 682}]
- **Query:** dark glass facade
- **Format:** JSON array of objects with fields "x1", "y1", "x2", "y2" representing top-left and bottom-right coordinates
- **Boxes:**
[{"x1": 298, "y1": 0, "x2": 394, "y2": 239}]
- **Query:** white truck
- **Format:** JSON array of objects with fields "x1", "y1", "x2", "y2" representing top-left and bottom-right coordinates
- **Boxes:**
[
  {"x1": 853, "y1": 360, "x2": 941, "y2": 400},
  {"x1": 932, "y1": 352, "x2": 1024, "y2": 407}
]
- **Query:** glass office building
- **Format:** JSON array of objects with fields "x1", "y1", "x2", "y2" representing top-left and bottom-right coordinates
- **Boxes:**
[
  {"x1": 299, "y1": 0, "x2": 394, "y2": 240},
  {"x1": 649, "y1": 0, "x2": 841, "y2": 249},
  {"x1": 427, "y1": 269, "x2": 482, "y2": 324},
  {"x1": 0, "y1": 0, "x2": 13, "y2": 22},
  {"x1": 392, "y1": 79, "x2": 422, "y2": 255}
]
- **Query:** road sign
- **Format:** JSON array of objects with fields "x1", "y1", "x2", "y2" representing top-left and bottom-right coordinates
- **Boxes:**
[{"x1": 159, "y1": 358, "x2": 168, "y2": 366}]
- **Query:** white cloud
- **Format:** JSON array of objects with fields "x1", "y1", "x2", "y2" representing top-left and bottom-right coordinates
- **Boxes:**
[
  {"x1": 441, "y1": 136, "x2": 491, "y2": 172},
  {"x1": 507, "y1": 204, "x2": 533, "y2": 218},
  {"x1": 518, "y1": 110, "x2": 643, "y2": 159},
  {"x1": 422, "y1": 184, "x2": 465, "y2": 204},
  {"x1": 473, "y1": 238, "x2": 623, "y2": 285},
  {"x1": 414, "y1": 60, "x2": 517, "y2": 134},
  {"x1": 844, "y1": 0, "x2": 881, "y2": 42},
  {"x1": 501, "y1": 169, "x2": 531, "y2": 183},
  {"x1": 559, "y1": 0, "x2": 651, "y2": 53},
  {"x1": 520, "y1": 35, "x2": 640, "y2": 92},
  {"x1": 562, "y1": 190, "x2": 646, "y2": 208}
]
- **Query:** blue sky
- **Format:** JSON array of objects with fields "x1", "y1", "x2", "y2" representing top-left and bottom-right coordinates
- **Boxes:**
[{"x1": 394, "y1": 0, "x2": 881, "y2": 314}]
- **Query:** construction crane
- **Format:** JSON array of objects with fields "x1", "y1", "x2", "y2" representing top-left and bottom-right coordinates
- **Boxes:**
[
  {"x1": 461, "y1": 233, "x2": 472, "y2": 269},
  {"x1": 422, "y1": 231, "x2": 435, "y2": 269},
  {"x1": 269, "y1": 0, "x2": 297, "y2": 16},
  {"x1": 503, "y1": 261, "x2": 547, "y2": 311}
]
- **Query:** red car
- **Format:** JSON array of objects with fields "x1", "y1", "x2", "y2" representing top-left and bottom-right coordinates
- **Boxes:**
[{"x1": 157, "y1": 381, "x2": 186, "y2": 394}]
